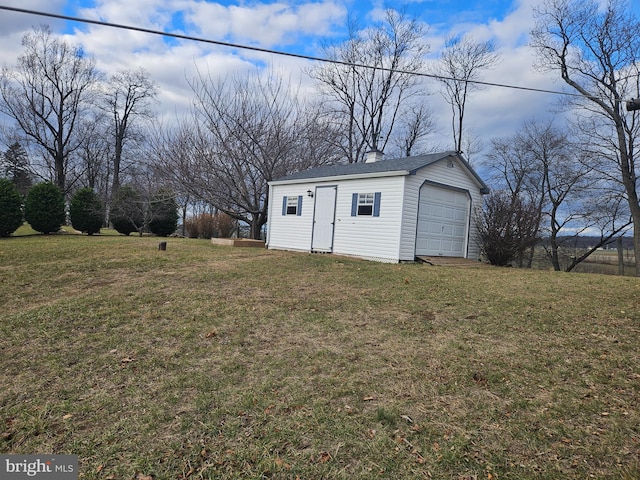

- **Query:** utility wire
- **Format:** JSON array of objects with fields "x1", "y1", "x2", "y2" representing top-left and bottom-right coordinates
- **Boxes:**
[{"x1": 0, "y1": 4, "x2": 623, "y2": 102}]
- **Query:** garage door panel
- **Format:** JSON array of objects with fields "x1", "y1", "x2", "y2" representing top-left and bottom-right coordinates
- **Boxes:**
[
  {"x1": 416, "y1": 185, "x2": 469, "y2": 257},
  {"x1": 442, "y1": 224, "x2": 455, "y2": 236}
]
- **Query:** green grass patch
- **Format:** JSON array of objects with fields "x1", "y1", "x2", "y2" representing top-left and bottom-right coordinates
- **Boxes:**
[{"x1": 1, "y1": 235, "x2": 639, "y2": 479}]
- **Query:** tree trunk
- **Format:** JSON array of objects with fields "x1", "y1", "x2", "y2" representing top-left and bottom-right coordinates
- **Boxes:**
[
  {"x1": 617, "y1": 131, "x2": 640, "y2": 276},
  {"x1": 617, "y1": 237, "x2": 625, "y2": 276}
]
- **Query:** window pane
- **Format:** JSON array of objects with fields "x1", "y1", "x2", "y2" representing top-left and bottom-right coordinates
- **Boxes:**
[
  {"x1": 358, "y1": 193, "x2": 374, "y2": 204},
  {"x1": 358, "y1": 204, "x2": 373, "y2": 216},
  {"x1": 286, "y1": 196, "x2": 297, "y2": 215}
]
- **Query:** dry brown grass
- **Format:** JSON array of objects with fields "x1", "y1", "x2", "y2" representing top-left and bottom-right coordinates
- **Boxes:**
[{"x1": 1, "y1": 235, "x2": 639, "y2": 479}]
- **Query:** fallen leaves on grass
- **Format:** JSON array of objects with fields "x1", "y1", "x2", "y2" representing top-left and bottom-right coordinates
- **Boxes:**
[
  {"x1": 275, "y1": 457, "x2": 291, "y2": 470},
  {"x1": 397, "y1": 435, "x2": 425, "y2": 464},
  {"x1": 318, "y1": 452, "x2": 332, "y2": 463}
]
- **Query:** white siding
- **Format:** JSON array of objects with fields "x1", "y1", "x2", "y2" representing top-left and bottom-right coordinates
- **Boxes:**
[
  {"x1": 267, "y1": 184, "x2": 315, "y2": 252},
  {"x1": 399, "y1": 157, "x2": 485, "y2": 261},
  {"x1": 268, "y1": 176, "x2": 406, "y2": 262},
  {"x1": 331, "y1": 176, "x2": 405, "y2": 262}
]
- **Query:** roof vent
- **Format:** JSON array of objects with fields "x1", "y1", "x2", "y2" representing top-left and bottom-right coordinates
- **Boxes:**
[{"x1": 365, "y1": 149, "x2": 384, "y2": 163}]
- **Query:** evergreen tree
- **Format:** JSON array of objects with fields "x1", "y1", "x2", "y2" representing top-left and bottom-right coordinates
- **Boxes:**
[
  {"x1": 0, "y1": 178, "x2": 23, "y2": 236},
  {"x1": 70, "y1": 187, "x2": 103, "y2": 235},
  {"x1": 148, "y1": 190, "x2": 178, "y2": 237},
  {"x1": 24, "y1": 182, "x2": 65, "y2": 234},
  {"x1": 2, "y1": 142, "x2": 33, "y2": 196},
  {"x1": 111, "y1": 184, "x2": 144, "y2": 236}
]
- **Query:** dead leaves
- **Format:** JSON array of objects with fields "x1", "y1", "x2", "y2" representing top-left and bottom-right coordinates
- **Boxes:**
[
  {"x1": 317, "y1": 451, "x2": 332, "y2": 463},
  {"x1": 274, "y1": 457, "x2": 291, "y2": 470},
  {"x1": 396, "y1": 434, "x2": 426, "y2": 464},
  {"x1": 205, "y1": 329, "x2": 218, "y2": 338},
  {"x1": 108, "y1": 348, "x2": 136, "y2": 369}
]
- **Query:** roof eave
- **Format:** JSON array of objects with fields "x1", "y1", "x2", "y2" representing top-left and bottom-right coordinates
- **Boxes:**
[{"x1": 269, "y1": 169, "x2": 411, "y2": 186}]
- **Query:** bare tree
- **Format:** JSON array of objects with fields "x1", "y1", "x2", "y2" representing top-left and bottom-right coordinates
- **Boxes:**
[
  {"x1": 0, "y1": 25, "x2": 99, "y2": 193},
  {"x1": 435, "y1": 35, "x2": 499, "y2": 153},
  {"x1": 154, "y1": 70, "x2": 342, "y2": 239},
  {"x1": 476, "y1": 190, "x2": 539, "y2": 266},
  {"x1": 76, "y1": 112, "x2": 112, "y2": 213},
  {"x1": 389, "y1": 103, "x2": 438, "y2": 157},
  {"x1": 531, "y1": 0, "x2": 640, "y2": 275},
  {"x1": 485, "y1": 118, "x2": 631, "y2": 271},
  {"x1": 102, "y1": 68, "x2": 158, "y2": 198},
  {"x1": 308, "y1": 10, "x2": 429, "y2": 162},
  {"x1": 526, "y1": 123, "x2": 614, "y2": 271},
  {"x1": 485, "y1": 127, "x2": 546, "y2": 266}
]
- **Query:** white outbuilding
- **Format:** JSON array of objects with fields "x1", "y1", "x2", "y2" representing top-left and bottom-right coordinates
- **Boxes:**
[{"x1": 266, "y1": 150, "x2": 490, "y2": 263}]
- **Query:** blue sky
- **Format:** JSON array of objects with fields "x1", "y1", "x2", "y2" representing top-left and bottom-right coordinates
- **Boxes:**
[{"x1": 1, "y1": 0, "x2": 639, "y2": 158}]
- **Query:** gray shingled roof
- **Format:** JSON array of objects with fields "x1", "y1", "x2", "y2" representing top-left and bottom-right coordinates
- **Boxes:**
[{"x1": 272, "y1": 151, "x2": 490, "y2": 193}]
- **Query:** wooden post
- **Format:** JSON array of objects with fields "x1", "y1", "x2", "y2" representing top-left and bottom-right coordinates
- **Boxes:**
[{"x1": 158, "y1": 241, "x2": 167, "y2": 251}]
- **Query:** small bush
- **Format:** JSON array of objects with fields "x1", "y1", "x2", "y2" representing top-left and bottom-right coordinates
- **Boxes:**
[
  {"x1": 184, "y1": 213, "x2": 215, "y2": 239},
  {"x1": 185, "y1": 211, "x2": 237, "y2": 239},
  {"x1": 476, "y1": 191, "x2": 538, "y2": 266},
  {"x1": 70, "y1": 187, "x2": 103, "y2": 235},
  {"x1": 0, "y1": 178, "x2": 23, "y2": 237},
  {"x1": 24, "y1": 182, "x2": 65, "y2": 234},
  {"x1": 214, "y1": 211, "x2": 237, "y2": 238}
]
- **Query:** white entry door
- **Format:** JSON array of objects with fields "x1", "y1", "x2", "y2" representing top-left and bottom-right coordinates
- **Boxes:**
[
  {"x1": 311, "y1": 186, "x2": 337, "y2": 252},
  {"x1": 416, "y1": 185, "x2": 469, "y2": 257}
]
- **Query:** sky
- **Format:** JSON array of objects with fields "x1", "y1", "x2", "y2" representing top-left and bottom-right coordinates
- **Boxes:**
[{"x1": 1, "y1": 0, "x2": 639, "y2": 161}]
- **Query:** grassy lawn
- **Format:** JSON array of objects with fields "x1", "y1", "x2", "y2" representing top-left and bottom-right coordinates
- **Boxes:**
[{"x1": 1, "y1": 235, "x2": 639, "y2": 479}]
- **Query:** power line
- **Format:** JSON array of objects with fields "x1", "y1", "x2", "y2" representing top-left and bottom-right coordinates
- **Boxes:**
[{"x1": 0, "y1": 4, "x2": 619, "y2": 101}]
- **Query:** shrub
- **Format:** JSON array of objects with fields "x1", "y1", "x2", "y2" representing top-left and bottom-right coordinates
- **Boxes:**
[
  {"x1": 184, "y1": 213, "x2": 215, "y2": 238},
  {"x1": 111, "y1": 185, "x2": 144, "y2": 236},
  {"x1": 184, "y1": 211, "x2": 238, "y2": 239},
  {"x1": 148, "y1": 191, "x2": 178, "y2": 237},
  {"x1": 70, "y1": 187, "x2": 103, "y2": 235},
  {"x1": 183, "y1": 216, "x2": 199, "y2": 238},
  {"x1": 24, "y1": 182, "x2": 65, "y2": 234},
  {"x1": 214, "y1": 211, "x2": 237, "y2": 238},
  {"x1": 111, "y1": 216, "x2": 139, "y2": 236},
  {"x1": 476, "y1": 191, "x2": 538, "y2": 266},
  {"x1": 0, "y1": 178, "x2": 23, "y2": 237}
]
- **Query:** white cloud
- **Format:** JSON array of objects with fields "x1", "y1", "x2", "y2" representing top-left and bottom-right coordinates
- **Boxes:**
[
  {"x1": 185, "y1": 1, "x2": 346, "y2": 48},
  {"x1": 426, "y1": 0, "x2": 566, "y2": 147},
  {"x1": 0, "y1": 0, "x2": 67, "y2": 35},
  {"x1": 0, "y1": 0, "x2": 68, "y2": 67},
  {"x1": 56, "y1": 0, "x2": 347, "y2": 117}
]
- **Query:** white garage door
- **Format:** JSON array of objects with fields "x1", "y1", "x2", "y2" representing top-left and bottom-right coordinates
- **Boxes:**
[{"x1": 416, "y1": 185, "x2": 469, "y2": 257}]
